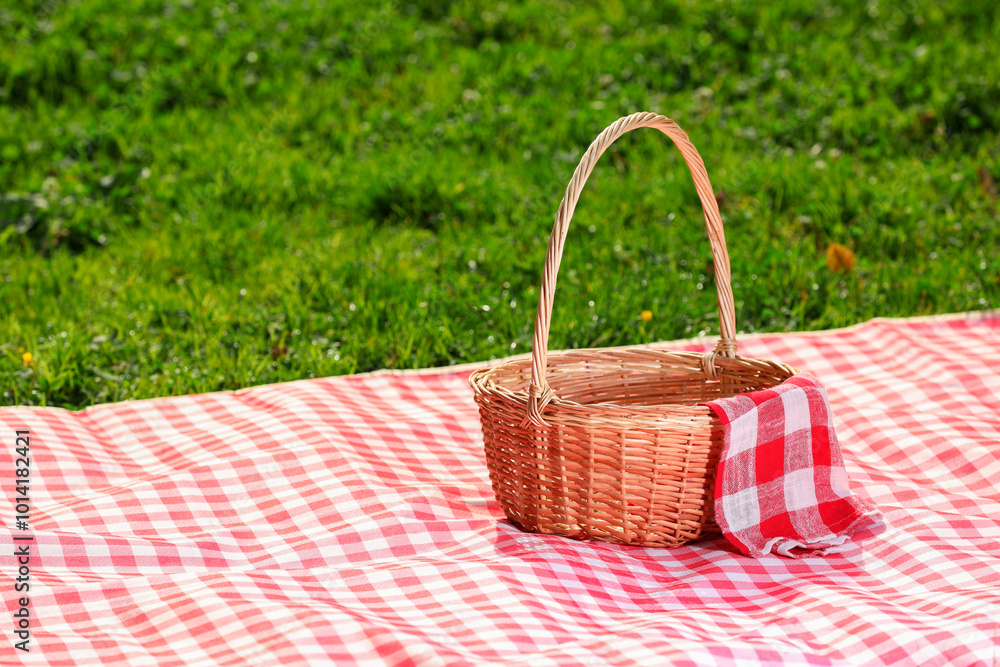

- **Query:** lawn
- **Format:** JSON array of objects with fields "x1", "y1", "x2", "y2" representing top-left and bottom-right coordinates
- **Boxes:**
[{"x1": 1, "y1": 0, "x2": 998, "y2": 409}]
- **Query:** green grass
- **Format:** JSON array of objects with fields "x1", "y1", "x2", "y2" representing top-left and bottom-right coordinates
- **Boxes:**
[{"x1": 1, "y1": 0, "x2": 998, "y2": 409}]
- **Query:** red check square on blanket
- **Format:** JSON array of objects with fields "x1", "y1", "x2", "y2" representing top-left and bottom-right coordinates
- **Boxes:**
[{"x1": 702, "y1": 373, "x2": 884, "y2": 558}]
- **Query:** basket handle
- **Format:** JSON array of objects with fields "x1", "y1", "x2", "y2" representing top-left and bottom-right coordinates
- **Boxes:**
[{"x1": 526, "y1": 112, "x2": 738, "y2": 427}]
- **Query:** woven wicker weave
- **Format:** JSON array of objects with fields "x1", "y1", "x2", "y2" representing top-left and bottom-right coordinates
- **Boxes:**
[{"x1": 469, "y1": 112, "x2": 799, "y2": 547}]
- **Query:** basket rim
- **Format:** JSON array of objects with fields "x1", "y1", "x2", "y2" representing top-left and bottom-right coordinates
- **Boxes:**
[{"x1": 469, "y1": 346, "x2": 799, "y2": 418}]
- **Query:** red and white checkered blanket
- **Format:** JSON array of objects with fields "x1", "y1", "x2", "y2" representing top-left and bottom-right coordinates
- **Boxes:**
[{"x1": 2, "y1": 312, "x2": 998, "y2": 665}]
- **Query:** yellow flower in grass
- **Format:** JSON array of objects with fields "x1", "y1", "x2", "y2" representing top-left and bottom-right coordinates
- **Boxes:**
[
  {"x1": 640, "y1": 310, "x2": 653, "y2": 322},
  {"x1": 22, "y1": 352, "x2": 34, "y2": 367}
]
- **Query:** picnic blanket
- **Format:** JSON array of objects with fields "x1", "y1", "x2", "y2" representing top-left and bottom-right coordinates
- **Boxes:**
[{"x1": 1, "y1": 311, "x2": 998, "y2": 666}]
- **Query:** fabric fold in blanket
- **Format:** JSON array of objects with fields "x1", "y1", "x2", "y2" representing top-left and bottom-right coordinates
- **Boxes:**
[{"x1": 701, "y1": 373, "x2": 884, "y2": 558}]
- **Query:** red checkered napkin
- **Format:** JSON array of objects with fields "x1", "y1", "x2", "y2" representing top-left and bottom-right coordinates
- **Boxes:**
[{"x1": 701, "y1": 372, "x2": 884, "y2": 558}]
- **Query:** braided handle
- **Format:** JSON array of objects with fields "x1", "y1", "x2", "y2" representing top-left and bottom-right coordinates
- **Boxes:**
[{"x1": 526, "y1": 112, "x2": 738, "y2": 427}]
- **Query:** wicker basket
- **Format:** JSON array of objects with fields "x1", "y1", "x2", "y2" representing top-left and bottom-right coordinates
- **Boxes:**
[{"x1": 469, "y1": 112, "x2": 799, "y2": 548}]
